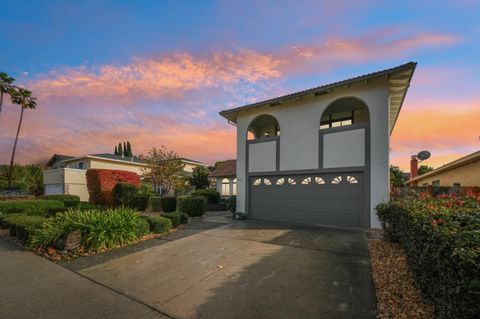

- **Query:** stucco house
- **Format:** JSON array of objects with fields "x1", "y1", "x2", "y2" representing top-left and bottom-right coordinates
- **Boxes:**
[
  {"x1": 219, "y1": 62, "x2": 416, "y2": 229},
  {"x1": 407, "y1": 150, "x2": 480, "y2": 187},
  {"x1": 209, "y1": 159, "x2": 237, "y2": 197},
  {"x1": 44, "y1": 153, "x2": 207, "y2": 201}
]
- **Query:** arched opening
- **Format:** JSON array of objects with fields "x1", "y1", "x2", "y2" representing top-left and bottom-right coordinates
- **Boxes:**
[
  {"x1": 221, "y1": 178, "x2": 230, "y2": 196},
  {"x1": 320, "y1": 97, "x2": 369, "y2": 130},
  {"x1": 232, "y1": 178, "x2": 237, "y2": 195},
  {"x1": 247, "y1": 114, "x2": 280, "y2": 140}
]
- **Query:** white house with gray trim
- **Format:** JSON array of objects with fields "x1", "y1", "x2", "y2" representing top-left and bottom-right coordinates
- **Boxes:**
[{"x1": 219, "y1": 62, "x2": 416, "y2": 228}]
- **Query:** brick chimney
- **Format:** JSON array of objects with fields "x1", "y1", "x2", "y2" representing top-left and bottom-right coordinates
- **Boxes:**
[{"x1": 410, "y1": 155, "x2": 418, "y2": 179}]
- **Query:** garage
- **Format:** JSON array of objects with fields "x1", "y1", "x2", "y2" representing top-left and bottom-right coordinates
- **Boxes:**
[{"x1": 249, "y1": 172, "x2": 365, "y2": 228}]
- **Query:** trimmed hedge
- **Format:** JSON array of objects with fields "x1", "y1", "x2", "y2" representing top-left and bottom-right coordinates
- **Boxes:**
[
  {"x1": 1, "y1": 214, "x2": 46, "y2": 242},
  {"x1": 44, "y1": 194, "x2": 80, "y2": 207},
  {"x1": 161, "y1": 212, "x2": 181, "y2": 227},
  {"x1": 145, "y1": 216, "x2": 172, "y2": 234},
  {"x1": 376, "y1": 194, "x2": 480, "y2": 319},
  {"x1": 191, "y1": 189, "x2": 221, "y2": 204},
  {"x1": 131, "y1": 196, "x2": 149, "y2": 211},
  {"x1": 177, "y1": 196, "x2": 205, "y2": 217},
  {"x1": 0, "y1": 200, "x2": 65, "y2": 215},
  {"x1": 179, "y1": 212, "x2": 189, "y2": 224},
  {"x1": 161, "y1": 197, "x2": 176, "y2": 213},
  {"x1": 112, "y1": 183, "x2": 137, "y2": 207},
  {"x1": 150, "y1": 196, "x2": 162, "y2": 212},
  {"x1": 136, "y1": 217, "x2": 151, "y2": 236},
  {"x1": 226, "y1": 195, "x2": 236, "y2": 213},
  {"x1": 86, "y1": 169, "x2": 140, "y2": 206}
]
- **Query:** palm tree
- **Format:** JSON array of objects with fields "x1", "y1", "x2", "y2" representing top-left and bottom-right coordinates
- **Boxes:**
[
  {"x1": 0, "y1": 72, "x2": 15, "y2": 115},
  {"x1": 8, "y1": 88, "x2": 37, "y2": 188}
]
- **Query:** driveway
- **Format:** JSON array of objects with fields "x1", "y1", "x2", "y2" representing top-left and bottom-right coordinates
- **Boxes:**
[{"x1": 79, "y1": 220, "x2": 376, "y2": 319}]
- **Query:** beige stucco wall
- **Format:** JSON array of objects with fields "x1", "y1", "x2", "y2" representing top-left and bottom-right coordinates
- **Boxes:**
[
  {"x1": 413, "y1": 160, "x2": 480, "y2": 187},
  {"x1": 88, "y1": 159, "x2": 145, "y2": 174},
  {"x1": 44, "y1": 168, "x2": 89, "y2": 201}
]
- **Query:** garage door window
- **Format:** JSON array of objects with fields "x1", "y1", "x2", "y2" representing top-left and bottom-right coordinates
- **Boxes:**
[
  {"x1": 287, "y1": 178, "x2": 296, "y2": 185},
  {"x1": 263, "y1": 178, "x2": 272, "y2": 185},
  {"x1": 301, "y1": 177, "x2": 311, "y2": 185},
  {"x1": 315, "y1": 177, "x2": 325, "y2": 184},
  {"x1": 276, "y1": 178, "x2": 284, "y2": 185},
  {"x1": 331, "y1": 176, "x2": 342, "y2": 184},
  {"x1": 253, "y1": 178, "x2": 262, "y2": 186},
  {"x1": 347, "y1": 176, "x2": 358, "y2": 184}
]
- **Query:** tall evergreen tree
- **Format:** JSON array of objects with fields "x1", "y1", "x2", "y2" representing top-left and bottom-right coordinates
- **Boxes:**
[
  {"x1": 114, "y1": 145, "x2": 118, "y2": 155},
  {"x1": 118, "y1": 142, "x2": 123, "y2": 156},
  {"x1": 123, "y1": 142, "x2": 127, "y2": 156},
  {"x1": 126, "y1": 141, "x2": 132, "y2": 157}
]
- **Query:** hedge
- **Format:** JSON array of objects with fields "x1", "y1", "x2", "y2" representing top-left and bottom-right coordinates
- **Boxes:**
[
  {"x1": 1, "y1": 214, "x2": 46, "y2": 242},
  {"x1": 130, "y1": 196, "x2": 149, "y2": 211},
  {"x1": 136, "y1": 217, "x2": 151, "y2": 237},
  {"x1": 177, "y1": 196, "x2": 205, "y2": 217},
  {"x1": 150, "y1": 196, "x2": 162, "y2": 212},
  {"x1": 161, "y1": 212, "x2": 181, "y2": 227},
  {"x1": 44, "y1": 194, "x2": 80, "y2": 207},
  {"x1": 191, "y1": 189, "x2": 221, "y2": 204},
  {"x1": 112, "y1": 183, "x2": 137, "y2": 207},
  {"x1": 86, "y1": 169, "x2": 140, "y2": 206},
  {"x1": 0, "y1": 200, "x2": 65, "y2": 215},
  {"x1": 145, "y1": 216, "x2": 172, "y2": 234},
  {"x1": 161, "y1": 197, "x2": 176, "y2": 213},
  {"x1": 376, "y1": 193, "x2": 480, "y2": 319}
]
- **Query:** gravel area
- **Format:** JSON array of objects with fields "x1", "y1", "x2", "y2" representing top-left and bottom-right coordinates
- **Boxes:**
[{"x1": 368, "y1": 236, "x2": 434, "y2": 319}]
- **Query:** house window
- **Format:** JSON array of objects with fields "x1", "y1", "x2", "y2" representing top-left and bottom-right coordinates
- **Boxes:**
[
  {"x1": 232, "y1": 178, "x2": 237, "y2": 195},
  {"x1": 320, "y1": 97, "x2": 369, "y2": 130},
  {"x1": 221, "y1": 178, "x2": 230, "y2": 196},
  {"x1": 78, "y1": 162, "x2": 84, "y2": 169},
  {"x1": 432, "y1": 180, "x2": 440, "y2": 186}
]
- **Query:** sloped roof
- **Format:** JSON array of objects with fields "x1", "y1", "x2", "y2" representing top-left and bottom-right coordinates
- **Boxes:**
[
  {"x1": 90, "y1": 153, "x2": 145, "y2": 164},
  {"x1": 219, "y1": 62, "x2": 416, "y2": 134},
  {"x1": 209, "y1": 159, "x2": 236, "y2": 177},
  {"x1": 46, "y1": 154, "x2": 74, "y2": 167}
]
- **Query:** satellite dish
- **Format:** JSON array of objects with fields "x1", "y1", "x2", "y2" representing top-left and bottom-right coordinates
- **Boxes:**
[{"x1": 417, "y1": 150, "x2": 431, "y2": 161}]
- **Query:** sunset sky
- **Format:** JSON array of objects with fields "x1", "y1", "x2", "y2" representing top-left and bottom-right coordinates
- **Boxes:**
[{"x1": 0, "y1": 0, "x2": 479, "y2": 171}]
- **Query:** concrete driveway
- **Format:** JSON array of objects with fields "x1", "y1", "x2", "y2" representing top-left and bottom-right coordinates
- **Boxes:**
[{"x1": 79, "y1": 220, "x2": 376, "y2": 319}]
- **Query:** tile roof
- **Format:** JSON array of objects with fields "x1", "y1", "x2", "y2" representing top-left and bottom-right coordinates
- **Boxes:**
[{"x1": 209, "y1": 159, "x2": 236, "y2": 177}]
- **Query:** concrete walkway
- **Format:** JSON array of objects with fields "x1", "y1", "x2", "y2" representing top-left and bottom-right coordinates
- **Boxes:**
[
  {"x1": 0, "y1": 240, "x2": 167, "y2": 319},
  {"x1": 80, "y1": 221, "x2": 377, "y2": 319}
]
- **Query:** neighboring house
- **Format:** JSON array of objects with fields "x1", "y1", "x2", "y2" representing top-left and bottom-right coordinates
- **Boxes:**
[
  {"x1": 407, "y1": 150, "x2": 480, "y2": 187},
  {"x1": 209, "y1": 159, "x2": 237, "y2": 197},
  {"x1": 44, "y1": 153, "x2": 207, "y2": 201},
  {"x1": 219, "y1": 62, "x2": 416, "y2": 229}
]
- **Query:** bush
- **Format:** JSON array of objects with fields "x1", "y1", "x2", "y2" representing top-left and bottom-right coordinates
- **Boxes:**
[
  {"x1": 150, "y1": 196, "x2": 162, "y2": 212},
  {"x1": 76, "y1": 201, "x2": 104, "y2": 211},
  {"x1": 136, "y1": 217, "x2": 151, "y2": 237},
  {"x1": 2, "y1": 214, "x2": 46, "y2": 242},
  {"x1": 161, "y1": 197, "x2": 176, "y2": 213},
  {"x1": 145, "y1": 216, "x2": 172, "y2": 234},
  {"x1": 177, "y1": 196, "x2": 205, "y2": 217},
  {"x1": 179, "y1": 212, "x2": 189, "y2": 224},
  {"x1": 30, "y1": 207, "x2": 144, "y2": 250},
  {"x1": 137, "y1": 183, "x2": 155, "y2": 197},
  {"x1": 44, "y1": 194, "x2": 80, "y2": 207},
  {"x1": 376, "y1": 193, "x2": 480, "y2": 318},
  {"x1": 0, "y1": 200, "x2": 64, "y2": 215},
  {"x1": 161, "y1": 212, "x2": 181, "y2": 227},
  {"x1": 112, "y1": 183, "x2": 138, "y2": 207},
  {"x1": 131, "y1": 196, "x2": 149, "y2": 211},
  {"x1": 226, "y1": 195, "x2": 236, "y2": 213},
  {"x1": 86, "y1": 169, "x2": 140, "y2": 206},
  {"x1": 191, "y1": 189, "x2": 221, "y2": 204}
]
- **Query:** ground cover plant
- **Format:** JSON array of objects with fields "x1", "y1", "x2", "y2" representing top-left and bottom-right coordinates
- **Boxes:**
[
  {"x1": 0, "y1": 199, "x2": 64, "y2": 215},
  {"x1": 376, "y1": 192, "x2": 480, "y2": 319}
]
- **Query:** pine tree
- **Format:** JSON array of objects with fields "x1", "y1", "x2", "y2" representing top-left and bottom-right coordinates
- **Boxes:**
[
  {"x1": 126, "y1": 141, "x2": 132, "y2": 157},
  {"x1": 118, "y1": 142, "x2": 123, "y2": 156},
  {"x1": 123, "y1": 142, "x2": 127, "y2": 157},
  {"x1": 114, "y1": 145, "x2": 118, "y2": 155}
]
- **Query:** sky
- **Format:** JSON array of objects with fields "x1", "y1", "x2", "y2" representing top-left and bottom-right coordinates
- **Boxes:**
[{"x1": 0, "y1": 0, "x2": 479, "y2": 171}]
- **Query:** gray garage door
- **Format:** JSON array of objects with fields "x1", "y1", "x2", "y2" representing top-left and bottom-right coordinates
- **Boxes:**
[{"x1": 249, "y1": 172, "x2": 365, "y2": 228}]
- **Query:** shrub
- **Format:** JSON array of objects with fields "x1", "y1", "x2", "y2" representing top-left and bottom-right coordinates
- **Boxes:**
[
  {"x1": 2, "y1": 214, "x2": 46, "y2": 242},
  {"x1": 137, "y1": 183, "x2": 155, "y2": 197},
  {"x1": 179, "y1": 212, "x2": 189, "y2": 224},
  {"x1": 226, "y1": 195, "x2": 236, "y2": 213},
  {"x1": 177, "y1": 196, "x2": 205, "y2": 217},
  {"x1": 44, "y1": 194, "x2": 80, "y2": 207},
  {"x1": 86, "y1": 169, "x2": 140, "y2": 206},
  {"x1": 161, "y1": 197, "x2": 176, "y2": 213},
  {"x1": 0, "y1": 200, "x2": 64, "y2": 215},
  {"x1": 376, "y1": 193, "x2": 480, "y2": 318},
  {"x1": 76, "y1": 201, "x2": 104, "y2": 211},
  {"x1": 145, "y1": 216, "x2": 172, "y2": 234},
  {"x1": 30, "y1": 207, "x2": 144, "y2": 250},
  {"x1": 150, "y1": 196, "x2": 162, "y2": 211},
  {"x1": 131, "y1": 196, "x2": 149, "y2": 211},
  {"x1": 191, "y1": 189, "x2": 221, "y2": 204},
  {"x1": 136, "y1": 217, "x2": 151, "y2": 237},
  {"x1": 161, "y1": 212, "x2": 181, "y2": 227},
  {"x1": 112, "y1": 183, "x2": 138, "y2": 207}
]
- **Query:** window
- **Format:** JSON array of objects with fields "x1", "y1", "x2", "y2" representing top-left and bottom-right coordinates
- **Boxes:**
[
  {"x1": 301, "y1": 177, "x2": 311, "y2": 185},
  {"x1": 263, "y1": 178, "x2": 272, "y2": 185},
  {"x1": 315, "y1": 177, "x2": 325, "y2": 184},
  {"x1": 321, "y1": 111, "x2": 354, "y2": 129},
  {"x1": 232, "y1": 178, "x2": 237, "y2": 195},
  {"x1": 221, "y1": 178, "x2": 230, "y2": 195},
  {"x1": 320, "y1": 97, "x2": 369, "y2": 130},
  {"x1": 253, "y1": 178, "x2": 262, "y2": 186},
  {"x1": 78, "y1": 162, "x2": 84, "y2": 169},
  {"x1": 288, "y1": 178, "x2": 296, "y2": 185},
  {"x1": 331, "y1": 176, "x2": 342, "y2": 184},
  {"x1": 346, "y1": 176, "x2": 358, "y2": 184},
  {"x1": 432, "y1": 180, "x2": 440, "y2": 186},
  {"x1": 276, "y1": 178, "x2": 285, "y2": 185}
]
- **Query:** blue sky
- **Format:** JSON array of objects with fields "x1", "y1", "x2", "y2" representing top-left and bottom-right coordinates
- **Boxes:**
[{"x1": 1, "y1": 0, "x2": 479, "y2": 169}]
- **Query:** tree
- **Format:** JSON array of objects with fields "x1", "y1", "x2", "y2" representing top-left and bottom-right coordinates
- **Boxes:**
[
  {"x1": 418, "y1": 165, "x2": 434, "y2": 176},
  {"x1": 390, "y1": 165, "x2": 407, "y2": 187},
  {"x1": 8, "y1": 88, "x2": 37, "y2": 187},
  {"x1": 114, "y1": 145, "x2": 118, "y2": 155},
  {"x1": 0, "y1": 72, "x2": 15, "y2": 115},
  {"x1": 189, "y1": 166, "x2": 210, "y2": 190},
  {"x1": 126, "y1": 141, "x2": 132, "y2": 157},
  {"x1": 118, "y1": 142, "x2": 123, "y2": 156},
  {"x1": 123, "y1": 142, "x2": 127, "y2": 156},
  {"x1": 140, "y1": 146, "x2": 185, "y2": 195}
]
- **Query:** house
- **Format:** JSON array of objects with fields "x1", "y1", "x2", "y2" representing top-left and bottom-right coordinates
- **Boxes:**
[
  {"x1": 209, "y1": 159, "x2": 237, "y2": 197},
  {"x1": 219, "y1": 62, "x2": 416, "y2": 229},
  {"x1": 44, "y1": 153, "x2": 207, "y2": 201},
  {"x1": 407, "y1": 150, "x2": 480, "y2": 187}
]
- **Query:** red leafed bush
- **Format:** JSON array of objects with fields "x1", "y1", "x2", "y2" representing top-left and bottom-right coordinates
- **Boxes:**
[{"x1": 86, "y1": 169, "x2": 140, "y2": 206}]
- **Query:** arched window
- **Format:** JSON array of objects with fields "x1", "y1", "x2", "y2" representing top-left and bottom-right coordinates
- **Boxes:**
[
  {"x1": 232, "y1": 178, "x2": 237, "y2": 195},
  {"x1": 320, "y1": 97, "x2": 369, "y2": 130},
  {"x1": 247, "y1": 114, "x2": 280, "y2": 140},
  {"x1": 221, "y1": 178, "x2": 230, "y2": 196}
]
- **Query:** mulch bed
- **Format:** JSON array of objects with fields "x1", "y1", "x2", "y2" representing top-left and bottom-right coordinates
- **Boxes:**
[{"x1": 368, "y1": 232, "x2": 434, "y2": 319}]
